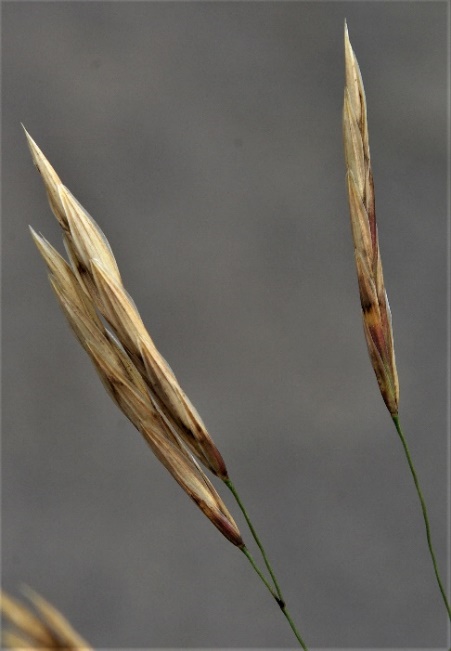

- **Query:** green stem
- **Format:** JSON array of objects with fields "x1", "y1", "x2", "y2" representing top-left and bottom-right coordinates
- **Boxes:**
[
  {"x1": 279, "y1": 601, "x2": 310, "y2": 651},
  {"x1": 241, "y1": 546, "x2": 279, "y2": 601},
  {"x1": 392, "y1": 415, "x2": 451, "y2": 621},
  {"x1": 226, "y1": 478, "x2": 309, "y2": 649},
  {"x1": 225, "y1": 478, "x2": 284, "y2": 601},
  {"x1": 241, "y1": 546, "x2": 309, "y2": 650}
]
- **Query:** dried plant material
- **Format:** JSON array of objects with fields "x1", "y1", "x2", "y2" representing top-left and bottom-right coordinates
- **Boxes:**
[
  {"x1": 343, "y1": 25, "x2": 451, "y2": 623},
  {"x1": 22, "y1": 128, "x2": 68, "y2": 231},
  {"x1": 60, "y1": 184, "x2": 122, "y2": 289},
  {"x1": 343, "y1": 22, "x2": 399, "y2": 417},
  {"x1": 1, "y1": 588, "x2": 92, "y2": 650},
  {"x1": 139, "y1": 337, "x2": 227, "y2": 479},
  {"x1": 25, "y1": 128, "x2": 227, "y2": 480},
  {"x1": 26, "y1": 129, "x2": 242, "y2": 547}
]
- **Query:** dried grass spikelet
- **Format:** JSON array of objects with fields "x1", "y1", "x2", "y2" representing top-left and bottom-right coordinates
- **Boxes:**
[
  {"x1": 25, "y1": 129, "x2": 243, "y2": 548},
  {"x1": 1, "y1": 588, "x2": 92, "y2": 650},
  {"x1": 343, "y1": 23, "x2": 399, "y2": 417}
]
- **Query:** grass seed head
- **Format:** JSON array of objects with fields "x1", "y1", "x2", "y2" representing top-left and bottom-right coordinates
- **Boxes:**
[
  {"x1": 343, "y1": 22, "x2": 399, "y2": 417},
  {"x1": 26, "y1": 130, "x2": 241, "y2": 546},
  {"x1": 1, "y1": 588, "x2": 92, "y2": 650}
]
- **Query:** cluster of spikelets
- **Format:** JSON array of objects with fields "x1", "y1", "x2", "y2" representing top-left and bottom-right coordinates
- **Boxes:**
[
  {"x1": 343, "y1": 22, "x2": 399, "y2": 417},
  {"x1": 1, "y1": 589, "x2": 91, "y2": 650},
  {"x1": 23, "y1": 127, "x2": 244, "y2": 549},
  {"x1": 3, "y1": 24, "x2": 413, "y2": 650}
]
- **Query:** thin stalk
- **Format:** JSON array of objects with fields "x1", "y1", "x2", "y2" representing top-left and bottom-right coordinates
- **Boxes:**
[
  {"x1": 241, "y1": 546, "x2": 279, "y2": 601},
  {"x1": 392, "y1": 415, "x2": 451, "y2": 621},
  {"x1": 241, "y1": 546, "x2": 309, "y2": 650},
  {"x1": 225, "y1": 478, "x2": 284, "y2": 601},
  {"x1": 278, "y1": 601, "x2": 309, "y2": 651},
  {"x1": 226, "y1": 478, "x2": 309, "y2": 649}
]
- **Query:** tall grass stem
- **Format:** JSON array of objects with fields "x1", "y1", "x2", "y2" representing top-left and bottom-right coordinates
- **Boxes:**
[
  {"x1": 392, "y1": 415, "x2": 451, "y2": 621},
  {"x1": 229, "y1": 480, "x2": 309, "y2": 649},
  {"x1": 225, "y1": 478, "x2": 284, "y2": 600},
  {"x1": 241, "y1": 547, "x2": 309, "y2": 650}
]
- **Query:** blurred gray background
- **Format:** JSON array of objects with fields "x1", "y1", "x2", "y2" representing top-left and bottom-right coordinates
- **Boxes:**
[{"x1": 2, "y1": 2, "x2": 449, "y2": 649}]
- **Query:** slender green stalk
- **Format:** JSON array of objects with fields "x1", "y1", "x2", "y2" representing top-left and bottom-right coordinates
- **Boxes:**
[
  {"x1": 241, "y1": 546, "x2": 279, "y2": 601},
  {"x1": 241, "y1": 547, "x2": 309, "y2": 650},
  {"x1": 278, "y1": 602, "x2": 309, "y2": 651},
  {"x1": 226, "y1": 479, "x2": 309, "y2": 649},
  {"x1": 392, "y1": 415, "x2": 451, "y2": 621},
  {"x1": 225, "y1": 478, "x2": 284, "y2": 601}
]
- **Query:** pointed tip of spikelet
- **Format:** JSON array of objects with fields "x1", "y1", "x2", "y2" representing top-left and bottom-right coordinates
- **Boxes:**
[
  {"x1": 344, "y1": 22, "x2": 353, "y2": 70},
  {"x1": 22, "y1": 126, "x2": 41, "y2": 170},
  {"x1": 23, "y1": 129, "x2": 69, "y2": 230}
]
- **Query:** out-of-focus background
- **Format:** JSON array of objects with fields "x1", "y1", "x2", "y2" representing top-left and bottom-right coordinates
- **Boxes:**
[{"x1": 2, "y1": 2, "x2": 448, "y2": 648}]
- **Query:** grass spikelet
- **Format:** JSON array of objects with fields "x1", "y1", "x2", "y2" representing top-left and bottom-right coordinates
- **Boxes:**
[
  {"x1": 343, "y1": 22, "x2": 451, "y2": 623},
  {"x1": 343, "y1": 21, "x2": 399, "y2": 417},
  {"x1": 1, "y1": 588, "x2": 92, "y2": 650},
  {"x1": 25, "y1": 127, "x2": 310, "y2": 647},
  {"x1": 25, "y1": 127, "x2": 227, "y2": 480},
  {"x1": 26, "y1": 130, "x2": 241, "y2": 547}
]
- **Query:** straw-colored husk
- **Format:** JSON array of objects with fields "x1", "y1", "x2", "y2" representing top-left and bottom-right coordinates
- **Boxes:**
[
  {"x1": 1, "y1": 588, "x2": 92, "y2": 650},
  {"x1": 25, "y1": 128, "x2": 243, "y2": 548},
  {"x1": 343, "y1": 23, "x2": 399, "y2": 417}
]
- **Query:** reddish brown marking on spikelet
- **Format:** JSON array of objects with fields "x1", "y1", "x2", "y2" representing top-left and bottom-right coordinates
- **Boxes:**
[{"x1": 343, "y1": 23, "x2": 399, "y2": 417}]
